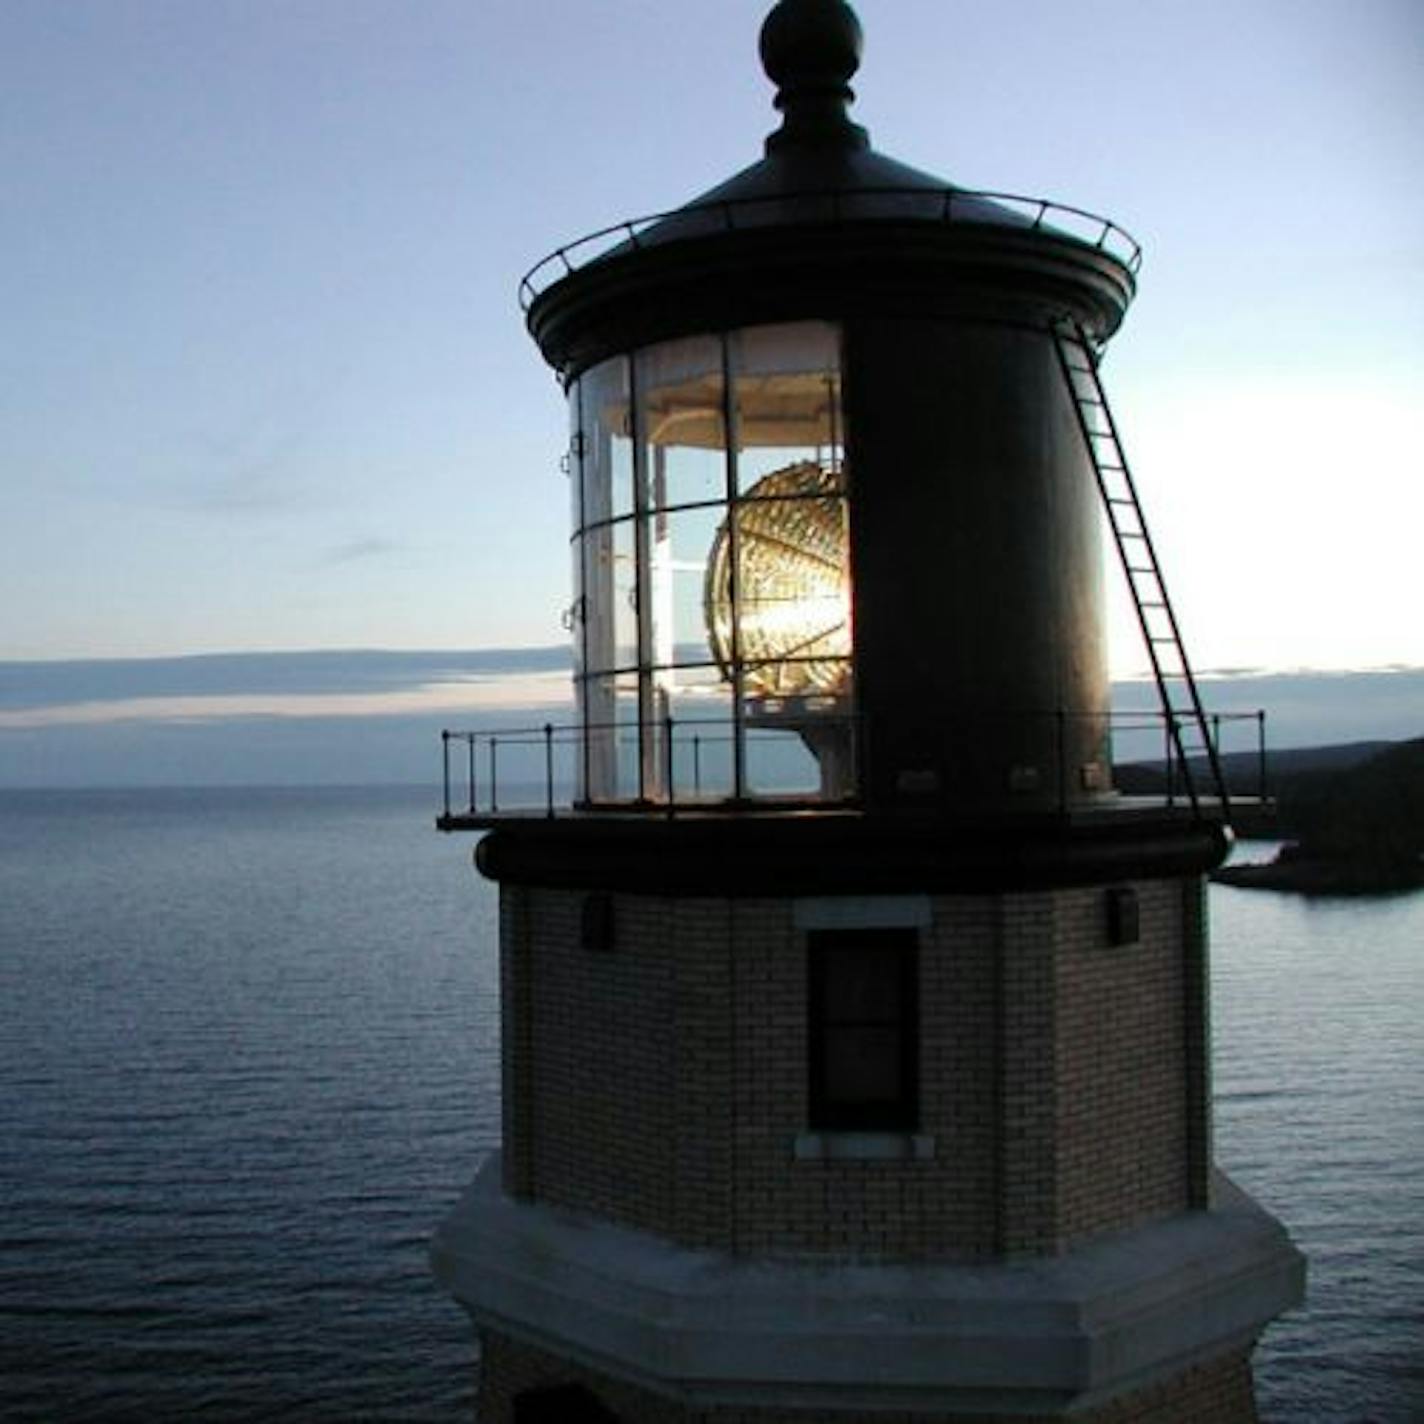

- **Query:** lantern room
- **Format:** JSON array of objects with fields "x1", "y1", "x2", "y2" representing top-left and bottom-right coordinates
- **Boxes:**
[{"x1": 511, "y1": 0, "x2": 1159, "y2": 822}]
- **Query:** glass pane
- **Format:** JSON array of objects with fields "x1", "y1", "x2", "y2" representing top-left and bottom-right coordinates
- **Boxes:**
[
  {"x1": 581, "y1": 356, "x2": 634, "y2": 523},
  {"x1": 575, "y1": 673, "x2": 607, "y2": 802},
  {"x1": 580, "y1": 526, "x2": 611, "y2": 676},
  {"x1": 580, "y1": 523, "x2": 617, "y2": 677},
  {"x1": 664, "y1": 669, "x2": 734, "y2": 803},
  {"x1": 577, "y1": 352, "x2": 633, "y2": 742},
  {"x1": 638, "y1": 335, "x2": 727, "y2": 511},
  {"x1": 567, "y1": 380, "x2": 588, "y2": 681},
  {"x1": 822, "y1": 1026, "x2": 903, "y2": 1105},
  {"x1": 731, "y1": 483, "x2": 850, "y2": 699},
  {"x1": 611, "y1": 517, "x2": 639, "y2": 672},
  {"x1": 730, "y1": 321, "x2": 842, "y2": 494},
  {"x1": 726, "y1": 322, "x2": 849, "y2": 694},
  {"x1": 743, "y1": 724, "x2": 821, "y2": 798},
  {"x1": 569, "y1": 535, "x2": 585, "y2": 680},
  {"x1": 568, "y1": 377, "x2": 586, "y2": 536},
  {"x1": 810, "y1": 929, "x2": 917, "y2": 1128},
  {"x1": 820, "y1": 940, "x2": 905, "y2": 1021},
  {"x1": 580, "y1": 673, "x2": 641, "y2": 803},
  {"x1": 646, "y1": 503, "x2": 722, "y2": 678}
]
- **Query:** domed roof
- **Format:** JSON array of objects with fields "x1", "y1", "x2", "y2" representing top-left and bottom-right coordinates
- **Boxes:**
[
  {"x1": 673, "y1": 0, "x2": 1029, "y2": 231},
  {"x1": 523, "y1": 0, "x2": 1139, "y2": 378}
]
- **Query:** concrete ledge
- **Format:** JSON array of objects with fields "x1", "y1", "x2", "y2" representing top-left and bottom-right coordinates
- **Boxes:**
[
  {"x1": 432, "y1": 1155, "x2": 1304, "y2": 1414},
  {"x1": 793, "y1": 1131, "x2": 936, "y2": 1161}
]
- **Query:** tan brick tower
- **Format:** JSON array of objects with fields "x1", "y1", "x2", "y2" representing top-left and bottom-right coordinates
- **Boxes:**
[{"x1": 433, "y1": 3, "x2": 1303, "y2": 1420}]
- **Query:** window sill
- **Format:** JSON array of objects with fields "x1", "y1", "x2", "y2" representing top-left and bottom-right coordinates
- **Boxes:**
[{"x1": 793, "y1": 1132, "x2": 936, "y2": 1163}]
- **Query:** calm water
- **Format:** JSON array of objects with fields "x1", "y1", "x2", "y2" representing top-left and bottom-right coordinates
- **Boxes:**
[
  {"x1": 1211, "y1": 855, "x2": 1424, "y2": 1422},
  {"x1": 0, "y1": 790, "x2": 1419, "y2": 1422}
]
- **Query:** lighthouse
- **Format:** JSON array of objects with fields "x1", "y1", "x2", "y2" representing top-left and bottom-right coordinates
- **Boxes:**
[{"x1": 433, "y1": 3, "x2": 1303, "y2": 1420}]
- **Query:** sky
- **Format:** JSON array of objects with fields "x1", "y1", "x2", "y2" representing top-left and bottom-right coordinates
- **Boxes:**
[{"x1": 3, "y1": 0, "x2": 1422, "y2": 745}]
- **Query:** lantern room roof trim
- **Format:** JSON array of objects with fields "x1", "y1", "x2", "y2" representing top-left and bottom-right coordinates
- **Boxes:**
[{"x1": 518, "y1": 188, "x2": 1142, "y2": 313}]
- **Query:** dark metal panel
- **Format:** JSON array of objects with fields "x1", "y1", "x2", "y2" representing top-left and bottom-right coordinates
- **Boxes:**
[
  {"x1": 473, "y1": 815, "x2": 1230, "y2": 898},
  {"x1": 844, "y1": 316, "x2": 1108, "y2": 815}
]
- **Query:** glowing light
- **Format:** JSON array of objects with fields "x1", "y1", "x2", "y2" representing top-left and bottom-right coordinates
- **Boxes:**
[{"x1": 704, "y1": 460, "x2": 851, "y2": 698}]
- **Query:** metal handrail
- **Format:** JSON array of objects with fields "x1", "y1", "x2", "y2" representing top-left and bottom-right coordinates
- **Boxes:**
[
  {"x1": 438, "y1": 706, "x2": 1266, "y2": 826},
  {"x1": 518, "y1": 186, "x2": 1142, "y2": 310}
]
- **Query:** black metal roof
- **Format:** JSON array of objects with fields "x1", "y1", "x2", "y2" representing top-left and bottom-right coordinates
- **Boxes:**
[{"x1": 524, "y1": 0, "x2": 1139, "y2": 379}]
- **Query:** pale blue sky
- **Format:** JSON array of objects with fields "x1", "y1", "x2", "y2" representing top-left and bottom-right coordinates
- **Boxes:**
[{"x1": 4, "y1": 0, "x2": 1421, "y2": 678}]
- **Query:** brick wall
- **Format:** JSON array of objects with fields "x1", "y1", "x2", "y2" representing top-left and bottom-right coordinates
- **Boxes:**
[
  {"x1": 1052, "y1": 880, "x2": 1190, "y2": 1246},
  {"x1": 730, "y1": 896, "x2": 1000, "y2": 1259},
  {"x1": 499, "y1": 877, "x2": 1204, "y2": 1259}
]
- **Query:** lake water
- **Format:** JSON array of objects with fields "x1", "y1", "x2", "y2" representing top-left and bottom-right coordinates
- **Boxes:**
[{"x1": 1, "y1": 788, "x2": 1419, "y2": 1422}]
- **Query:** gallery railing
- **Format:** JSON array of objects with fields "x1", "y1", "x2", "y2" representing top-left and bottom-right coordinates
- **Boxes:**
[
  {"x1": 437, "y1": 707, "x2": 1268, "y2": 828},
  {"x1": 519, "y1": 186, "x2": 1142, "y2": 311}
]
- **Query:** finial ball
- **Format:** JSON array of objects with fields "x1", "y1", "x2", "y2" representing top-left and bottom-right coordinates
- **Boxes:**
[{"x1": 759, "y1": 0, "x2": 863, "y2": 93}]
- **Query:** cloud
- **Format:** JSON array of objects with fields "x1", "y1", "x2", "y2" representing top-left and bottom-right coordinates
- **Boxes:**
[
  {"x1": 0, "y1": 648, "x2": 577, "y2": 787},
  {"x1": 0, "y1": 672, "x2": 572, "y2": 731},
  {"x1": 0, "y1": 647, "x2": 571, "y2": 713},
  {"x1": 322, "y1": 536, "x2": 402, "y2": 565}
]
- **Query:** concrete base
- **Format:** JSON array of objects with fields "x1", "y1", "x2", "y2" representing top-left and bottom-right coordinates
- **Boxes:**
[{"x1": 433, "y1": 1154, "x2": 1303, "y2": 1417}]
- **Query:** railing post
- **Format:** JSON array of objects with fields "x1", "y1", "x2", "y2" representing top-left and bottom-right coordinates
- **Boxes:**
[
  {"x1": 1164, "y1": 716, "x2": 1177, "y2": 807},
  {"x1": 467, "y1": 735, "x2": 477, "y2": 814},
  {"x1": 664, "y1": 712, "x2": 676, "y2": 818},
  {"x1": 544, "y1": 724, "x2": 555, "y2": 818},
  {"x1": 1257, "y1": 710, "x2": 1268, "y2": 804},
  {"x1": 1211, "y1": 714, "x2": 1222, "y2": 804},
  {"x1": 692, "y1": 734, "x2": 702, "y2": 797},
  {"x1": 441, "y1": 731, "x2": 451, "y2": 820},
  {"x1": 489, "y1": 737, "x2": 499, "y2": 814},
  {"x1": 1055, "y1": 707, "x2": 1067, "y2": 812}
]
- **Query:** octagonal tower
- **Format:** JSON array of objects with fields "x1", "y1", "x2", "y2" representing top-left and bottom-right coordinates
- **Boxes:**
[{"x1": 434, "y1": 4, "x2": 1302, "y2": 1420}]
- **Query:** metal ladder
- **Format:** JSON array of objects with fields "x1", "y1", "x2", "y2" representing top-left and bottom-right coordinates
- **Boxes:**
[{"x1": 1052, "y1": 319, "x2": 1230, "y2": 817}]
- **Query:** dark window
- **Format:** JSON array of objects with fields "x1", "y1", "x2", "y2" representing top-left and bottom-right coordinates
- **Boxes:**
[{"x1": 807, "y1": 928, "x2": 919, "y2": 1131}]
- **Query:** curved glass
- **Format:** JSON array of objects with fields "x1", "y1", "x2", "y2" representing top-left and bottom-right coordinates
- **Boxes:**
[
  {"x1": 569, "y1": 321, "x2": 852, "y2": 805},
  {"x1": 704, "y1": 460, "x2": 850, "y2": 698}
]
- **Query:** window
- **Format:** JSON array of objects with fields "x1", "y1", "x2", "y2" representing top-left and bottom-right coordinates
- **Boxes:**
[
  {"x1": 568, "y1": 322, "x2": 853, "y2": 806},
  {"x1": 807, "y1": 928, "x2": 919, "y2": 1131}
]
